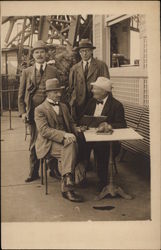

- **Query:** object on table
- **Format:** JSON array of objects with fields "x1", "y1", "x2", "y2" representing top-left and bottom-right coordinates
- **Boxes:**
[
  {"x1": 79, "y1": 115, "x2": 107, "y2": 128},
  {"x1": 96, "y1": 122, "x2": 113, "y2": 134}
]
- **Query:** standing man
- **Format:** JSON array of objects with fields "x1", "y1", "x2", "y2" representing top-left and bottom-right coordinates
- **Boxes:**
[
  {"x1": 80, "y1": 77, "x2": 127, "y2": 190},
  {"x1": 35, "y1": 78, "x2": 83, "y2": 202},
  {"x1": 68, "y1": 38, "x2": 110, "y2": 122},
  {"x1": 18, "y1": 40, "x2": 60, "y2": 182}
]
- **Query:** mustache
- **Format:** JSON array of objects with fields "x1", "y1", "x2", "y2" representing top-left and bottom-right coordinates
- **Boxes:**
[{"x1": 37, "y1": 57, "x2": 43, "y2": 59}]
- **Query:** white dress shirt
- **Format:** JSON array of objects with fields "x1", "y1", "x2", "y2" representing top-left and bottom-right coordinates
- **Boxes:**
[
  {"x1": 35, "y1": 62, "x2": 47, "y2": 71},
  {"x1": 47, "y1": 98, "x2": 59, "y2": 115},
  {"x1": 82, "y1": 58, "x2": 92, "y2": 71},
  {"x1": 94, "y1": 96, "x2": 108, "y2": 116}
]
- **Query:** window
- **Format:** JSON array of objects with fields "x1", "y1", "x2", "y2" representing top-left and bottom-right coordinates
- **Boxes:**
[{"x1": 110, "y1": 15, "x2": 140, "y2": 68}]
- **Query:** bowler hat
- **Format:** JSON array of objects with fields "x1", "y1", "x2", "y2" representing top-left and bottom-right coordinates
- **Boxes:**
[
  {"x1": 32, "y1": 40, "x2": 47, "y2": 52},
  {"x1": 77, "y1": 38, "x2": 96, "y2": 50},
  {"x1": 45, "y1": 78, "x2": 65, "y2": 92},
  {"x1": 91, "y1": 77, "x2": 113, "y2": 92}
]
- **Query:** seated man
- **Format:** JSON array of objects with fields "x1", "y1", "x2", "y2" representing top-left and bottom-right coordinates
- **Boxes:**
[
  {"x1": 34, "y1": 78, "x2": 83, "y2": 202},
  {"x1": 79, "y1": 77, "x2": 127, "y2": 190}
]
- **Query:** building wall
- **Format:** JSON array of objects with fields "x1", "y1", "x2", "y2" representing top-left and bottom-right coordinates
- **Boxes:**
[{"x1": 93, "y1": 14, "x2": 148, "y2": 107}]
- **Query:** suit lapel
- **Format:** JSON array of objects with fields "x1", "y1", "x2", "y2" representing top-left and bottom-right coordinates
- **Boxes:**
[
  {"x1": 77, "y1": 61, "x2": 85, "y2": 81},
  {"x1": 44, "y1": 100, "x2": 59, "y2": 125},
  {"x1": 101, "y1": 94, "x2": 112, "y2": 116},
  {"x1": 87, "y1": 58, "x2": 97, "y2": 80},
  {"x1": 30, "y1": 64, "x2": 37, "y2": 85},
  {"x1": 60, "y1": 103, "x2": 71, "y2": 132}
]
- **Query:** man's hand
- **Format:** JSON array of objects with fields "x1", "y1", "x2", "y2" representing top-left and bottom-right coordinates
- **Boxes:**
[
  {"x1": 64, "y1": 133, "x2": 76, "y2": 143},
  {"x1": 22, "y1": 113, "x2": 27, "y2": 123}
]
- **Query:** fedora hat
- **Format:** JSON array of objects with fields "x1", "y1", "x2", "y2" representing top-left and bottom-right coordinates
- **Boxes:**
[
  {"x1": 91, "y1": 77, "x2": 113, "y2": 92},
  {"x1": 77, "y1": 38, "x2": 96, "y2": 50},
  {"x1": 45, "y1": 78, "x2": 65, "y2": 92},
  {"x1": 32, "y1": 40, "x2": 47, "y2": 52}
]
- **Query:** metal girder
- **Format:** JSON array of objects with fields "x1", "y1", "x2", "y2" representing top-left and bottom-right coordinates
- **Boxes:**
[
  {"x1": 6, "y1": 23, "x2": 30, "y2": 47},
  {"x1": 38, "y1": 16, "x2": 50, "y2": 41},
  {"x1": 49, "y1": 22, "x2": 72, "y2": 46},
  {"x1": 4, "y1": 20, "x2": 15, "y2": 44}
]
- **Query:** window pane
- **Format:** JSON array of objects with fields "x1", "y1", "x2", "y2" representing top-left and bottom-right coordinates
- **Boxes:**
[{"x1": 110, "y1": 15, "x2": 140, "y2": 68}]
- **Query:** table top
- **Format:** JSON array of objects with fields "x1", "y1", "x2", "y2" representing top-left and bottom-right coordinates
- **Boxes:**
[{"x1": 84, "y1": 127, "x2": 143, "y2": 142}]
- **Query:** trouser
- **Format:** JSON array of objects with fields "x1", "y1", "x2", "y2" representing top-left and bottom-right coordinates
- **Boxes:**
[
  {"x1": 84, "y1": 141, "x2": 121, "y2": 185},
  {"x1": 28, "y1": 122, "x2": 40, "y2": 178},
  {"x1": 49, "y1": 140, "x2": 78, "y2": 192}
]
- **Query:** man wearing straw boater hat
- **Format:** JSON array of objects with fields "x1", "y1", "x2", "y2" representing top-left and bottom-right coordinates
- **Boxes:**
[
  {"x1": 18, "y1": 40, "x2": 60, "y2": 183},
  {"x1": 34, "y1": 78, "x2": 83, "y2": 202},
  {"x1": 68, "y1": 38, "x2": 110, "y2": 122}
]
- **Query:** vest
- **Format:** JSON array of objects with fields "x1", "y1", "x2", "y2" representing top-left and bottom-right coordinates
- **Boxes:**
[
  {"x1": 55, "y1": 107, "x2": 67, "y2": 131},
  {"x1": 32, "y1": 69, "x2": 47, "y2": 108}
]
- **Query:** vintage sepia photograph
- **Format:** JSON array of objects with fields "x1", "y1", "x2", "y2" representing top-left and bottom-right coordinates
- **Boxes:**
[{"x1": 1, "y1": 1, "x2": 160, "y2": 249}]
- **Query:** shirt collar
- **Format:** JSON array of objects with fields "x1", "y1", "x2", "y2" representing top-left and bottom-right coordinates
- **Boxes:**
[
  {"x1": 96, "y1": 95, "x2": 108, "y2": 105},
  {"x1": 46, "y1": 98, "x2": 55, "y2": 104},
  {"x1": 35, "y1": 62, "x2": 47, "y2": 71},
  {"x1": 82, "y1": 58, "x2": 92, "y2": 66}
]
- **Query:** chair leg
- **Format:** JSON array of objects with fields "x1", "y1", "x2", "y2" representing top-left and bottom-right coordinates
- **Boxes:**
[
  {"x1": 41, "y1": 159, "x2": 44, "y2": 185},
  {"x1": 44, "y1": 159, "x2": 48, "y2": 195}
]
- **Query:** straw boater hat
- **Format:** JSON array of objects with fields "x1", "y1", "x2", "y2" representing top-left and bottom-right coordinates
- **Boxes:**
[
  {"x1": 32, "y1": 40, "x2": 47, "y2": 52},
  {"x1": 45, "y1": 78, "x2": 65, "y2": 92},
  {"x1": 77, "y1": 38, "x2": 96, "y2": 50},
  {"x1": 90, "y1": 77, "x2": 113, "y2": 92}
]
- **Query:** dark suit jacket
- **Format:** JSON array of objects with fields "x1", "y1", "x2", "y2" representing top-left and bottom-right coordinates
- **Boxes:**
[
  {"x1": 82, "y1": 93, "x2": 127, "y2": 129},
  {"x1": 18, "y1": 63, "x2": 59, "y2": 116},
  {"x1": 68, "y1": 57, "x2": 110, "y2": 120},
  {"x1": 35, "y1": 100, "x2": 78, "y2": 159}
]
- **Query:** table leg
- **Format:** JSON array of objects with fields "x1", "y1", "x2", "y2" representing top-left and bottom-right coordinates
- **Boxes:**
[{"x1": 95, "y1": 142, "x2": 132, "y2": 200}]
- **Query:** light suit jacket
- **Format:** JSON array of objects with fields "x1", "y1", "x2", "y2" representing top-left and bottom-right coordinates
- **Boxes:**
[
  {"x1": 68, "y1": 57, "x2": 110, "y2": 120},
  {"x1": 18, "y1": 63, "x2": 59, "y2": 116},
  {"x1": 35, "y1": 99, "x2": 78, "y2": 159}
]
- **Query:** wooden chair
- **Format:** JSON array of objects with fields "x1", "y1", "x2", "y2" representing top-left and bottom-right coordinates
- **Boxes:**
[{"x1": 40, "y1": 155, "x2": 61, "y2": 195}]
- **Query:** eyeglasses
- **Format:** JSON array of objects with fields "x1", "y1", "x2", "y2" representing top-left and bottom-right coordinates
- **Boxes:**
[{"x1": 79, "y1": 49, "x2": 92, "y2": 54}]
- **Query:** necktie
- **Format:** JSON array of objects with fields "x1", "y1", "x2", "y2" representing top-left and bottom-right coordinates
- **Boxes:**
[
  {"x1": 40, "y1": 65, "x2": 43, "y2": 76},
  {"x1": 84, "y1": 62, "x2": 88, "y2": 80},
  {"x1": 96, "y1": 100, "x2": 104, "y2": 105}
]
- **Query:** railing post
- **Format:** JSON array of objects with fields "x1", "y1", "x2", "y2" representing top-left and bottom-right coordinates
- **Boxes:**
[{"x1": 8, "y1": 90, "x2": 13, "y2": 130}]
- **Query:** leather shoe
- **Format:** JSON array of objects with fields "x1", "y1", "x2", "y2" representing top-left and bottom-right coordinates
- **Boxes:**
[
  {"x1": 63, "y1": 173, "x2": 74, "y2": 187},
  {"x1": 62, "y1": 190, "x2": 83, "y2": 202},
  {"x1": 49, "y1": 167, "x2": 61, "y2": 180},
  {"x1": 25, "y1": 175, "x2": 40, "y2": 183}
]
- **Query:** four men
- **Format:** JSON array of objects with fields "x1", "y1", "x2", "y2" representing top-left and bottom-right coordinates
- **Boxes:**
[{"x1": 18, "y1": 38, "x2": 127, "y2": 202}]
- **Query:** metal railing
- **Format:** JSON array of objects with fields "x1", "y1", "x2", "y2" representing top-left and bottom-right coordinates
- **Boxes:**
[{"x1": 0, "y1": 89, "x2": 19, "y2": 130}]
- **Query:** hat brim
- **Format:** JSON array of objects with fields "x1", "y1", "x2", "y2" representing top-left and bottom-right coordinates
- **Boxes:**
[
  {"x1": 45, "y1": 86, "x2": 65, "y2": 92},
  {"x1": 77, "y1": 45, "x2": 96, "y2": 50},
  {"x1": 32, "y1": 47, "x2": 48, "y2": 52},
  {"x1": 90, "y1": 82, "x2": 112, "y2": 92}
]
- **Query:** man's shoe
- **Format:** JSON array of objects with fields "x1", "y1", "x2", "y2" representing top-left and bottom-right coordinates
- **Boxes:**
[
  {"x1": 63, "y1": 173, "x2": 74, "y2": 187},
  {"x1": 25, "y1": 175, "x2": 40, "y2": 183},
  {"x1": 49, "y1": 167, "x2": 61, "y2": 180},
  {"x1": 62, "y1": 191, "x2": 83, "y2": 202}
]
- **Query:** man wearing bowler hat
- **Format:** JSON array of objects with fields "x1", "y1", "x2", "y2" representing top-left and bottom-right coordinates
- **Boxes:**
[
  {"x1": 18, "y1": 40, "x2": 60, "y2": 182},
  {"x1": 34, "y1": 78, "x2": 83, "y2": 202},
  {"x1": 80, "y1": 77, "x2": 126, "y2": 191},
  {"x1": 68, "y1": 38, "x2": 110, "y2": 122}
]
